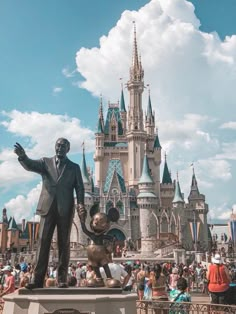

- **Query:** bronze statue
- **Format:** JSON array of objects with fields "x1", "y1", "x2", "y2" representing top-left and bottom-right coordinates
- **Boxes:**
[
  {"x1": 14, "y1": 138, "x2": 85, "y2": 289},
  {"x1": 78, "y1": 206, "x2": 121, "y2": 288}
]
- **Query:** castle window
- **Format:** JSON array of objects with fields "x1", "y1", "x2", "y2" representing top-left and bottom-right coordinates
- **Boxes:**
[
  {"x1": 106, "y1": 200, "x2": 114, "y2": 214},
  {"x1": 116, "y1": 200, "x2": 124, "y2": 215}
]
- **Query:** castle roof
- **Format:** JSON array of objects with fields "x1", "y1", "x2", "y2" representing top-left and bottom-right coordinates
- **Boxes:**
[
  {"x1": 96, "y1": 117, "x2": 104, "y2": 133},
  {"x1": 120, "y1": 89, "x2": 126, "y2": 112},
  {"x1": 162, "y1": 155, "x2": 172, "y2": 184},
  {"x1": 104, "y1": 105, "x2": 123, "y2": 135},
  {"x1": 20, "y1": 223, "x2": 29, "y2": 239},
  {"x1": 8, "y1": 216, "x2": 18, "y2": 230},
  {"x1": 81, "y1": 147, "x2": 90, "y2": 184},
  {"x1": 147, "y1": 94, "x2": 153, "y2": 118},
  {"x1": 188, "y1": 167, "x2": 200, "y2": 199},
  {"x1": 172, "y1": 176, "x2": 184, "y2": 203},
  {"x1": 104, "y1": 159, "x2": 126, "y2": 193},
  {"x1": 139, "y1": 154, "x2": 153, "y2": 184},
  {"x1": 154, "y1": 132, "x2": 161, "y2": 149}
]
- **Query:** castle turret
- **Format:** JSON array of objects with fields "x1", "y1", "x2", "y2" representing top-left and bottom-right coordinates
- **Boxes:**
[{"x1": 137, "y1": 147, "x2": 158, "y2": 255}]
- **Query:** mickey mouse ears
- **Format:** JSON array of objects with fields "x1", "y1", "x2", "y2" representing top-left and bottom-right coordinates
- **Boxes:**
[{"x1": 107, "y1": 207, "x2": 120, "y2": 222}]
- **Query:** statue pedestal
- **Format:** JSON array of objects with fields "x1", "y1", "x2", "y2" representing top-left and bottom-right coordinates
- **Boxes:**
[{"x1": 3, "y1": 288, "x2": 137, "y2": 314}]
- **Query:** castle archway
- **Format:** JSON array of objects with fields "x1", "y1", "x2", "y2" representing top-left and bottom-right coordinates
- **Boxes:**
[{"x1": 107, "y1": 228, "x2": 126, "y2": 241}]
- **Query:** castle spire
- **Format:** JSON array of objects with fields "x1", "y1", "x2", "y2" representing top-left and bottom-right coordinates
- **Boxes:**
[
  {"x1": 188, "y1": 165, "x2": 200, "y2": 199},
  {"x1": 81, "y1": 142, "x2": 90, "y2": 184},
  {"x1": 129, "y1": 21, "x2": 144, "y2": 82},
  {"x1": 162, "y1": 153, "x2": 172, "y2": 184},
  {"x1": 147, "y1": 86, "x2": 152, "y2": 118},
  {"x1": 120, "y1": 85, "x2": 126, "y2": 112},
  {"x1": 139, "y1": 150, "x2": 153, "y2": 184},
  {"x1": 173, "y1": 172, "x2": 184, "y2": 203}
]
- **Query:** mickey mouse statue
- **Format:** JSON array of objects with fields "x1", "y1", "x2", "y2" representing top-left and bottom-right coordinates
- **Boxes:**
[{"x1": 78, "y1": 205, "x2": 121, "y2": 288}]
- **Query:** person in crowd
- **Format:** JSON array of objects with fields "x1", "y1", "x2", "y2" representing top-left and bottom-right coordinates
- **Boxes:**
[
  {"x1": 75, "y1": 262, "x2": 83, "y2": 287},
  {"x1": 123, "y1": 264, "x2": 134, "y2": 291},
  {"x1": 207, "y1": 253, "x2": 231, "y2": 304},
  {"x1": 150, "y1": 264, "x2": 169, "y2": 301},
  {"x1": 0, "y1": 266, "x2": 15, "y2": 297},
  {"x1": 86, "y1": 264, "x2": 96, "y2": 284},
  {"x1": 169, "y1": 267, "x2": 180, "y2": 291},
  {"x1": 143, "y1": 266, "x2": 152, "y2": 300},
  {"x1": 169, "y1": 277, "x2": 191, "y2": 314},
  {"x1": 136, "y1": 265, "x2": 146, "y2": 300},
  {"x1": 195, "y1": 263, "x2": 203, "y2": 292},
  {"x1": 100, "y1": 262, "x2": 130, "y2": 289}
]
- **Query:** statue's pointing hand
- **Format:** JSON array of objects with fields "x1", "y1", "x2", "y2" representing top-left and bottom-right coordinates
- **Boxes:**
[{"x1": 14, "y1": 142, "x2": 26, "y2": 158}]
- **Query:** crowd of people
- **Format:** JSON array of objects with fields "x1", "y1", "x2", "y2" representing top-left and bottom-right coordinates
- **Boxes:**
[{"x1": 0, "y1": 253, "x2": 235, "y2": 308}]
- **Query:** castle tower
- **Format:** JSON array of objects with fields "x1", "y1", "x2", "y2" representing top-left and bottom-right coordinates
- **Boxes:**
[
  {"x1": 188, "y1": 167, "x2": 209, "y2": 251},
  {"x1": 160, "y1": 154, "x2": 174, "y2": 208},
  {"x1": 137, "y1": 148, "x2": 158, "y2": 255},
  {"x1": 94, "y1": 97, "x2": 105, "y2": 188},
  {"x1": 127, "y1": 23, "x2": 146, "y2": 186}
]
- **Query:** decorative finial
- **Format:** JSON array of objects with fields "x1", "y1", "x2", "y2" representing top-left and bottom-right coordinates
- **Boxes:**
[
  {"x1": 119, "y1": 78, "x2": 123, "y2": 90},
  {"x1": 147, "y1": 84, "x2": 150, "y2": 96},
  {"x1": 177, "y1": 171, "x2": 179, "y2": 181},
  {"x1": 81, "y1": 141, "x2": 85, "y2": 154}
]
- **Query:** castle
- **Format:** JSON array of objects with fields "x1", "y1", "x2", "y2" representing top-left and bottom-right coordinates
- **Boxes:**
[
  {"x1": 0, "y1": 26, "x2": 210, "y2": 258},
  {"x1": 71, "y1": 25, "x2": 210, "y2": 256}
]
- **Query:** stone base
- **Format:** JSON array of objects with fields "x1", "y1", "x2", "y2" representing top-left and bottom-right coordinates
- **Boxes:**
[{"x1": 3, "y1": 288, "x2": 137, "y2": 314}]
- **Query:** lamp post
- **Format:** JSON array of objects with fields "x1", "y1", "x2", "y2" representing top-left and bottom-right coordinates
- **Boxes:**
[{"x1": 193, "y1": 209, "x2": 197, "y2": 252}]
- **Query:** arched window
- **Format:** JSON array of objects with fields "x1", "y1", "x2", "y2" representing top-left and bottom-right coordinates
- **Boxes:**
[
  {"x1": 116, "y1": 200, "x2": 124, "y2": 215},
  {"x1": 161, "y1": 215, "x2": 168, "y2": 233},
  {"x1": 106, "y1": 200, "x2": 114, "y2": 214}
]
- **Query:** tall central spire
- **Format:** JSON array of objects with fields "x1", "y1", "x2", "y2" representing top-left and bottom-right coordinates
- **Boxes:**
[{"x1": 129, "y1": 21, "x2": 144, "y2": 82}]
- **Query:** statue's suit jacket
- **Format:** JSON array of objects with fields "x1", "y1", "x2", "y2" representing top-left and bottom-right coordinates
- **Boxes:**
[{"x1": 19, "y1": 155, "x2": 84, "y2": 216}]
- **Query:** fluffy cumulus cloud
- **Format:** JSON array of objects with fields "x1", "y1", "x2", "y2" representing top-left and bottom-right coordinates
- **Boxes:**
[
  {"x1": 4, "y1": 183, "x2": 42, "y2": 222},
  {"x1": 0, "y1": 110, "x2": 94, "y2": 188},
  {"x1": 75, "y1": 0, "x2": 236, "y2": 121}
]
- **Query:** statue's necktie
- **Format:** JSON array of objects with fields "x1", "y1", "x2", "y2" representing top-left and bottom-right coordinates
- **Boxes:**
[{"x1": 56, "y1": 159, "x2": 64, "y2": 176}]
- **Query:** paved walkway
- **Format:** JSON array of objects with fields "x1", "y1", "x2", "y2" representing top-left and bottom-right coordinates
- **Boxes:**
[{"x1": 191, "y1": 292, "x2": 210, "y2": 303}]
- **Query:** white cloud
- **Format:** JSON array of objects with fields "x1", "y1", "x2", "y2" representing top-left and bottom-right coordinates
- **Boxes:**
[
  {"x1": 62, "y1": 67, "x2": 76, "y2": 78},
  {"x1": 75, "y1": 0, "x2": 236, "y2": 121},
  {"x1": 220, "y1": 121, "x2": 236, "y2": 130},
  {"x1": 52, "y1": 87, "x2": 63, "y2": 95},
  {"x1": 4, "y1": 183, "x2": 42, "y2": 222},
  {"x1": 0, "y1": 110, "x2": 94, "y2": 187}
]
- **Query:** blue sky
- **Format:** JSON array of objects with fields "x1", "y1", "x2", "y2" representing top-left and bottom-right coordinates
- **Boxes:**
[{"x1": 1, "y1": 0, "x2": 236, "y2": 223}]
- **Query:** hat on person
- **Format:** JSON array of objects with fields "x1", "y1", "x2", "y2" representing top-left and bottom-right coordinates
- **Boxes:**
[
  {"x1": 2, "y1": 265, "x2": 12, "y2": 272},
  {"x1": 172, "y1": 267, "x2": 178, "y2": 274},
  {"x1": 212, "y1": 253, "x2": 222, "y2": 264}
]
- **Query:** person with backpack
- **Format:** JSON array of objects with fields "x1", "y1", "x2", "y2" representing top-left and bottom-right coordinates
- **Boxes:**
[{"x1": 169, "y1": 277, "x2": 191, "y2": 314}]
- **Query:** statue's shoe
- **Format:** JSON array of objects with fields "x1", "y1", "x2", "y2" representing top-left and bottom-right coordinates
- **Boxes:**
[
  {"x1": 25, "y1": 282, "x2": 43, "y2": 289},
  {"x1": 106, "y1": 278, "x2": 121, "y2": 288},
  {"x1": 87, "y1": 278, "x2": 99, "y2": 287},
  {"x1": 95, "y1": 278, "x2": 105, "y2": 287}
]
